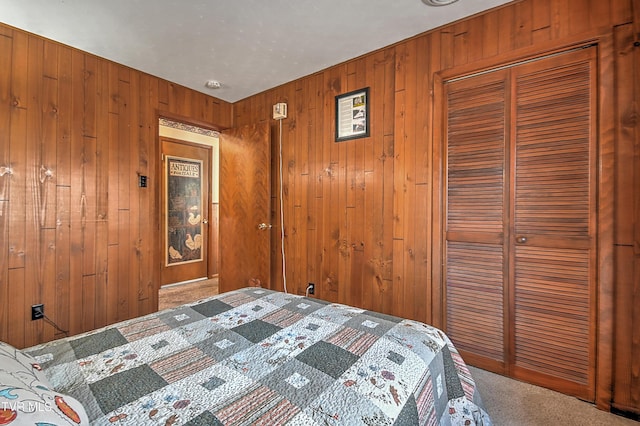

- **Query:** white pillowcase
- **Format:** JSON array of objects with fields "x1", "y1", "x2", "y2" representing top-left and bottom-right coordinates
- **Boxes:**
[{"x1": 0, "y1": 340, "x2": 89, "y2": 425}]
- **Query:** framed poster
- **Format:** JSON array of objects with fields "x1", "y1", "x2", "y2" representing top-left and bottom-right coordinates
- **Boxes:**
[
  {"x1": 335, "y1": 87, "x2": 370, "y2": 142},
  {"x1": 165, "y1": 155, "x2": 204, "y2": 266}
]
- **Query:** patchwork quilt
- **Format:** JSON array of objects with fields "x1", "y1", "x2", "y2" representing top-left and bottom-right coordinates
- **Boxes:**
[{"x1": 24, "y1": 288, "x2": 492, "y2": 425}]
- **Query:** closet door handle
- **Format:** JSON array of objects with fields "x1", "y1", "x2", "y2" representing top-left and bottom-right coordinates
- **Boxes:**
[
  {"x1": 516, "y1": 236, "x2": 528, "y2": 244},
  {"x1": 258, "y1": 223, "x2": 272, "y2": 231}
]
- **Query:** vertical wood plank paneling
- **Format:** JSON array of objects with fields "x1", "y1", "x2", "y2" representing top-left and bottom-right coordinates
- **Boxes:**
[
  {"x1": 24, "y1": 35, "x2": 44, "y2": 347},
  {"x1": 40, "y1": 55, "x2": 57, "y2": 342},
  {"x1": 8, "y1": 31, "x2": 27, "y2": 272},
  {"x1": 514, "y1": 0, "x2": 533, "y2": 49},
  {"x1": 42, "y1": 56, "x2": 58, "y2": 231},
  {"x1": 107, "y1": 112, "x2": 119, "y2": 246},
  {"x1": 362, "y1": 51, "x2": 385, "y2": 312},
  {"x1": 482, "y1": 10, "x2": 500, "y2": 59},
  {"x1": 589, "y1": 0, "x2": 612, "y2": 29},
  {"x1": 7, "y1": 269, "x2": 25, "y2": 348},
  {"x1": 94, "y1": 58, "x2": 109, "y2": 329},
  {"x1": 467, "y1": 16, "x2": 485, "y2": 64},
  {"x1": 0, "y1": 32, "x2": 12, "y2": 202},
  {"x1": 127, "y1": 71, "x2": 140, "y2": 319},
  {"x1": 453, "y1": 21, "x2": 469, "y2": 67},
  {"x1": 0, "y1": 200, "x2": 8, "y2": 341},
  {"x1": 82, "y1": 275, "x2": 95, "y2": 332},
  {"x1": 83, "y1": 57, "x2": 98, "y2": 286},
  {"x1": 381, "y1": 51, "x2": 396, "y2": 305},
  {"x1": 498, "y1": 6, "x2": 515, "y2": 54},
  {"x1": 551, "y1": 0, "x2": 571, "y2": 40},
  {"x1": 532, "y1": 0, "x2": 552, "y2": 43},
  {"x1": 595, "y1": 30, "x2": 616, "y2": 411},
  {"x1": 56, "y1": 46, "x2": 72, "y2": 188},
  {"x1": 612, "y1": 22, "x2": 639, "y2": 413},
  {"x1": 54, "y1": 46, "x2": 72, "y2": 340},
  {"x1": 137, "y1": 74, "x2": 153, "y2": 303},
  {"x1": 0, "y1": 22, "x2": 233, "y2": 348},
  {"x1": 610, "y1": 0, "x2": 632, "y2": 25},
  {"x1": 614, "y1": 26, "x2": 635, "y2": 244},
  {"x1": 68, "y1": 50, "x2": 84, "y2": 336},
  {"x1": 568, "y1": 0, "x2": 591, "y2": 35}
]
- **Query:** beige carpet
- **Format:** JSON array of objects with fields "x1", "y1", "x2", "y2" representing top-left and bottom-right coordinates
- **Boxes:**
[{"x1": 470, "y1": 367, "x2": 638, "y2": 425}]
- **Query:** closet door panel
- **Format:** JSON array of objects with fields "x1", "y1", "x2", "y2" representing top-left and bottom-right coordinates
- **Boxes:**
[
  {"x1": 511, "y1": 48, "x2": 597, "y2": 398},
  {"x1": 446, "y1": 241, "x2": 504, "y2": 363},
  {"x1": 444, "y1": 71, "x2": 508, "y2": 368}
]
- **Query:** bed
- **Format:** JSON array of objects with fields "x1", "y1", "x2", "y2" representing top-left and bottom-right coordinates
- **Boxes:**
[{"x1": 4, "y1": 287, "x2": 492, "y2": 425}]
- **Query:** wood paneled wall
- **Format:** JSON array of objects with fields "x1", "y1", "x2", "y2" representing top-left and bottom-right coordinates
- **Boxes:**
[
  {"x1": 0, "y1": 0, "x2": 638, "y2": 415},
  {"x1": 0, "y1": 23, "x2": 232, "y2": 349},
  {"x1": 233, "y1": 0, "x2": 638, "y2": 414}
]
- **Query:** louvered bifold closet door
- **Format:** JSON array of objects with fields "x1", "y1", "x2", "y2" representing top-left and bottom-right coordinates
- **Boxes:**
[
  {"x1": 444, "y1": 70, "x2": 509, "y2": 369},
  {"x1": 511, "y1": 48, "x2": 597, "y2": 399}
]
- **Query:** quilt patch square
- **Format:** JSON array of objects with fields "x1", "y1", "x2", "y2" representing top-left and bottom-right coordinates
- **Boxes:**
[
  {"x1": 296, "y1": 340, "x2": 359, "y2": 379},
  {"x1": 195, "y1": 329, "x2": 253, "y2": 361},
  {"x1": 260, "y1": 359, "x2": 334, "y2": 408},
  {"x1": 394, "y1": 394, "x2": 420, "y2": 425},
  {"x1": 232, "y1": 319, "x2": 281, "y2": 343},
  {"x1": 262, "y1": 308, "x2": 304, "y2": 328},
  {"x1": 89, "y1": 364, "x2": 167, "y2": 414},
  {"x1": 118, "y1": 317, "x2": 170, "y2": 342},
  {"x1": 150, "y1": 347, "x2": 215, "y2": 383},
  {"x1": 283, "y1": 298, "x2": 328, "y2": 315},
  {"x1": 70, "y1": 328, "x2": 128, "y2": 359},
  {"x1": 325, "y1": 326, "x2": 379, "y2": 356},
  {"x1": 306, "y1": 381, "x2": 392, "y2": 425},
  {"x1": 27, "y1": 341, "x2": 77, "y2": 369},
  {"x1": 184, "y1": 411, "x2": 224, "y2": 426},
  {"x1": 201, "y1": 375, "x2": 226, "y2": 391},
  {"x1": 191, "y1": 299, "x2": 234, "y2": 317},
  {"x1": 158, "y1": 306, "x2": 204, "y2": 328},
  {"x1": 345, "y1": 313, "x2": 397, "y2": 337}
]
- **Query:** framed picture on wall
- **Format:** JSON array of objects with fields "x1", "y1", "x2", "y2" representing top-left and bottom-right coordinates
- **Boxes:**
[{"x1": 335, "y1": 87, "x2": 370, "y2": 142}]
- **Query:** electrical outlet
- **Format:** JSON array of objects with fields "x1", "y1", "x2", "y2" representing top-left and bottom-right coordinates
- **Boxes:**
[
  {"x1": 308, "y1": 283, "x2": 315, "y2": 295},
  {"x1": 32, "y1": 304, "x2": 44, "y2": 321}
]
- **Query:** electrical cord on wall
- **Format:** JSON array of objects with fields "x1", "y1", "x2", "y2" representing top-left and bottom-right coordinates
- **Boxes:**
[
  {"x1": 278, "y1": 117, "x2": 288, "y2": 294},
  {"x1": 43, "y1": 314, "x2": 69, "y2": 337}
]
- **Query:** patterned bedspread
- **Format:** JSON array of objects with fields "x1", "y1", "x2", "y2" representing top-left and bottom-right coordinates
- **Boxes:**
[{"x1": 25, "y1": 288, "x2": 492, "y2": 425}]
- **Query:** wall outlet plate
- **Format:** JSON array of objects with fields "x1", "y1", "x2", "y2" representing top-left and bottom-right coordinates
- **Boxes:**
[
  {"x1": 32, "y1": 304, "x2": 44, "y2": 321},
  {"x1": 273, "y1": 102, "x2": 287, "y2": 120}
]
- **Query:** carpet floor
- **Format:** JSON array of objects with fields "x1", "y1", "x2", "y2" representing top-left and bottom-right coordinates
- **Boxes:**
[{"x1": 470, "y1": 366, "x2": 638, "y2": 425}]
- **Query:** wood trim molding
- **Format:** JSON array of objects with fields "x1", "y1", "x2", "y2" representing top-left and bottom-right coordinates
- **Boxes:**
[
  {"x1": 157, "y1": 110, "x2": 225, "y2": 132},
  {"x1": 436, "y1": 26, "x2": 611, "y2": 84},
  {"x1": 595, "y1": 31, "x2": 616, "y2": 411}
]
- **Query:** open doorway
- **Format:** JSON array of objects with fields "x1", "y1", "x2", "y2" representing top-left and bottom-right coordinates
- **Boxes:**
[{"x1": 158, "y1": 117, "x2": 220, "y2": 303}]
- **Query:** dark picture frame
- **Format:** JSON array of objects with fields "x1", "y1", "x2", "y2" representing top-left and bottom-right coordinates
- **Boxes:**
[{"x1": 335, "y1": 87, "x2": 370, "y2": 142}]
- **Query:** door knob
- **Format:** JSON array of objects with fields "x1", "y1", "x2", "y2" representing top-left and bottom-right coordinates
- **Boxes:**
[
  {"x1": 258, "y1": 223, "x2": 273, "y2": 230},
  {"x1": 202, "y1": 219, "x2": 209, "y2": 224},
  {"x1": 516, "y1": 236, "x2": 527, "y2": 244}
]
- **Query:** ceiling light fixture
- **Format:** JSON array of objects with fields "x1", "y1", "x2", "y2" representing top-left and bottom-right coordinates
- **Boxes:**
[
  {"x1": 204, "y1": 80, "x2": 221, "y2": 89},
  {"x1": 421, "y1": 0, "x2": 459, "y2": 5}
]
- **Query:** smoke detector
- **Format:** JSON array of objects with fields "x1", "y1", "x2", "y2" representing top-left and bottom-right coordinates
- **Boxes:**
[
  {"x1": 422, "y1": 0, "x2": 459, "y2": 5},
  {"x1": 204, "y1": 80, "x2": 221, "y2": 89}
]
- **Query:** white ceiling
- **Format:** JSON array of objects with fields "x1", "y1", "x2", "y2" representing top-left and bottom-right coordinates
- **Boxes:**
[{"x1": 0, "y1": 0, "x2": 512, "y2": 103}]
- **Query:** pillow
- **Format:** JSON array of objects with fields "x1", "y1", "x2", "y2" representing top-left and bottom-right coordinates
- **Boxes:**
[{"x1": 0, "y1": 340, "x2": 89, "y2": 425}]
